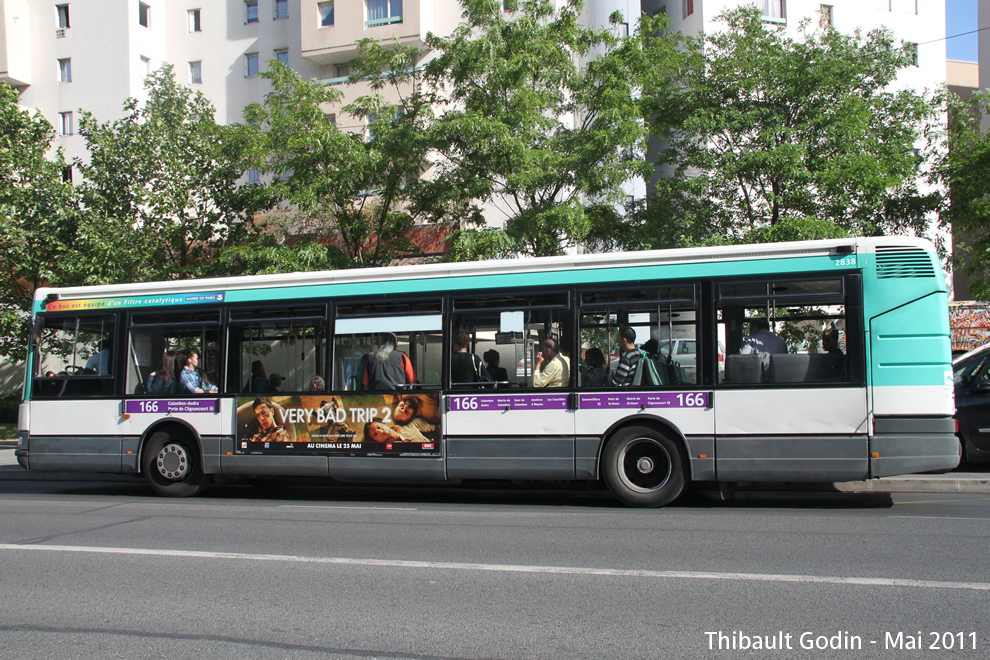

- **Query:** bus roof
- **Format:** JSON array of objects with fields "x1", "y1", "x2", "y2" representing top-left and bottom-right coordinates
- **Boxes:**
[{"x1": 34, "y1": 236, "x2": 936, "y2": 313}]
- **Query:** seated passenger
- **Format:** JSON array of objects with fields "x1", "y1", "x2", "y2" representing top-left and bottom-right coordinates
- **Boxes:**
[
  {"x1": 581, "y1": 347, "x2": 608, "y2": 387},
  {"x1": 533, "y1": 339, "x2": 570, "y2": 388},
  {"x1": 483, "y1": 350, "x2": 509, "y2": 383},
  {"x1": 249, "y1": 360, "x2": 271, "y2": 392},
  {"x1": 146, "y1": 350, "x2": 177, "y2": 394},
  {"x1": 823, "y1": 324, "x2": 842, "y2": 355},
  {"x1": 178, "y1": 348, "x2": 217, "y2": 394},
  {"x1": 740, "y1": 317, "x2": 787, "y2": 371}
]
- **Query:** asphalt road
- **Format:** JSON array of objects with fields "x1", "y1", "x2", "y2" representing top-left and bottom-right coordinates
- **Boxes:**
[{"x1": 0, "y1": 480, "x2": 988, "y2": 659}]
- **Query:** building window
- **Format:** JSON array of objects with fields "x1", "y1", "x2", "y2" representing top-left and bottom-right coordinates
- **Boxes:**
[
  {"x1": 275, "y1": 0, "x2": 289, "y2": 20},
  {"x1": 275, "y1": 49, "x2": 289, "y2": 66},
  {"x1": 367, "y1": 0, "x2": 402, "y2": 26},
  {"x1": 503, "y1": 0, "x2": 512, "y2": 11},
  {"x1": 62, "y1": 165, "x2": 73, "y2": 183},
  {"x1": 683, "y1": 0, "x2": 693, "y2": 19},
  {"x1": 245, "y1": 0, "x2": 259, "y2": 24},
  {"x1": 326, "y1": 113, "x2": 337, "y2": 123},
  {"x1": 189, "y1": 61, "x2": 202, "y2": 84},
  {"x1": 59, "y1": 111, "x2": 73, "y2": 136},
  {"x1": 820, "y1": 4, "x2": 833, "y2": 25},
  {"x1": 56, "y1": 4, "x2": 70, "y2": 29},
  {"x1": 188, "y1": 8, "x2": 202, "y2": 32},
  {"x1": 905, "y1": 42, "x2": 918, "y2": 66},
  {"x1": 319, "y1": 1, "x2": 334, "y2": 26},
  {"x1": 757, "y1": 0, "x2": 785, "y2": 21},
  {"x1": 141, "y1": 55, "x2": 152, "y2": 74},
  {"x1": 246, "y1": 53, "x2": 259, "y2": 77},
  {"x1": 247, "y1": 168, "x2": 260, "y2": 184},
  {"x1": 138, "y1": 2, "x2": 150, "y2": 28},
  {"x1": 58, "y1": 58, "x2": 72, "y2": 83}
]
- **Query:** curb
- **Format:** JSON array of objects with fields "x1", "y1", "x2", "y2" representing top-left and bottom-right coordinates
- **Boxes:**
[{"x1": 834, "y1": 475, "x2": 990, "y2": 494}]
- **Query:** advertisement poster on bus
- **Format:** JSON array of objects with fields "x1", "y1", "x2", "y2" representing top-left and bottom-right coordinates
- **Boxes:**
[{"x1": 234, "y1": 393, "x2": 441, "y2": 457}]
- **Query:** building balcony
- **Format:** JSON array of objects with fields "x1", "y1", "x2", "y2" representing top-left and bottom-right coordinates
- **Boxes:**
[{"x1": 301, "y1": 0, "x2": 426, "y2": 66}]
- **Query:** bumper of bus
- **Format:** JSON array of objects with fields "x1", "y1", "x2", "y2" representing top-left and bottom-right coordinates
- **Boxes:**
[
  {"x1": 870, "y1": 416, "x2": 960, "y2": 477},
  {"x1": 15, "y1": 431, "x2": 30, "y2": 470}
]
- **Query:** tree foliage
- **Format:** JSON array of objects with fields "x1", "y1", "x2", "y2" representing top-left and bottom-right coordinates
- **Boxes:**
[
  {"x1": 629, "y1": 7, "x2": 937, "y2": 250},
  {"x1": 933, "y1": 91, "x2": 990, "y2": 299},
  {"x1": 0, "y1": 84, "x2": 78, "y2": 357},
  {"x1": 77, "y1": 64, "x2": 257, "y2": 280},
  {"x1": 423, "y1": 0, "x2": 664, "y2": 257},
  {"x1": 238, "y1": 50, "x2": 432, "y2": 271}
]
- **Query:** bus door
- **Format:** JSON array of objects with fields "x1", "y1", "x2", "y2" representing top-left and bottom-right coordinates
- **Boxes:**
[
  {"x1": 445, "y1": 305, "x2": 577, "y2": 480},
  {"x1": 325, "y1": 312, "x2": 446, "y2": 481}
]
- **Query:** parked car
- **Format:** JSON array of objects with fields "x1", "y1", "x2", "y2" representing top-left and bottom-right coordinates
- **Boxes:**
[{"x1": 952, "y1": 343, "x2": 990, "y2": 463}]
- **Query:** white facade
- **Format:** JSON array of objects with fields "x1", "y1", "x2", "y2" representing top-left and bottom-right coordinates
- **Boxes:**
[{"x1": 0, "y1": 0, "x2": 948, "y2": 194}]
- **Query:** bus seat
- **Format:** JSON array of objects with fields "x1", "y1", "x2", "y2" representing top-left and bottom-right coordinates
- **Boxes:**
[
  {"x1": 724, "y1": 354, "x2": 762, "y2": 384},
  {"x1": 768, "y1": 353, "x2": 845, "y2": 383},
  {"x1": 767, "y1": 354, "x2": 809, "y2": 383}
]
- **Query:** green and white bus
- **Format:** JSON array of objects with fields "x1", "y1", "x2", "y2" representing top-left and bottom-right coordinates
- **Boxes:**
[{"x1": 16, "y1": 237, "x2": 959, "y2": 506}]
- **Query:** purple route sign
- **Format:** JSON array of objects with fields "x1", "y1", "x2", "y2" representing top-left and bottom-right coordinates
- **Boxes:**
[
  {"x1": 125, "y1": 399, "x2": 219, "y2": 414},
  {"x1": 448, "y1": 393, "x2": 570, "y2": 412},
  {"x1": 580, "y1": 392, "x2": 710, "y2": 410}
]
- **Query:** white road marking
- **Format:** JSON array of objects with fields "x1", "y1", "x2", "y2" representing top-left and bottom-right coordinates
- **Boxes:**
[
  {"x1": 278, "y1": 505, "x2": 418, "y2": 511},
  {"x1": 889, "y1": 515, "x2": 990, "y2": 521},
  {"x1": 0, "y1": 543, "x2": 988, "y2": 591}
]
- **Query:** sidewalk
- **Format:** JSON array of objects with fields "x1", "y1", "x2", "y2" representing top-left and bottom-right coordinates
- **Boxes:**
[{"x1": 2, "y1": 441, "x2": 989, "y2": 492}]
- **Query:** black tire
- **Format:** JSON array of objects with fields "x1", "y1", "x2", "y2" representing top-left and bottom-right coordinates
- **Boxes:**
[
  {"x1": 602, "y1": 426, "x2": 686, "y2": 507},
  {"x1": 142, "y1": 430, "x2": 209, "y2": 497}
]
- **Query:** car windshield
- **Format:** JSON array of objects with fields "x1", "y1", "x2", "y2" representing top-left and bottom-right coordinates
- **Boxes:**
[{"x1": 953, "y1": 346, "x2": 990, "y2": 387}]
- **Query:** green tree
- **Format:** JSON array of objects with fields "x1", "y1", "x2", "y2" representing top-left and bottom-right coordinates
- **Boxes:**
[
  {"x1": 0, "y1": 84, "x2": 72, "y2": 358},
  {"x1": 933, "y1": 91, "x2": 990, "y2": 299},
  {"x1": 239, "y1": 51, "x2": 432, "y2": 271},
  {"x1": 0, "y1": 85, "x2": 129, "y2": 358},
  {"x1": 423, "y1": 0, "x2": 662, "y2": 257},
  {"x1": 632, "y1": 7, "x2": 937, "y2": 250},
  {"x1": 77, "y1": 64, "x2": 256, "y2": 280}
]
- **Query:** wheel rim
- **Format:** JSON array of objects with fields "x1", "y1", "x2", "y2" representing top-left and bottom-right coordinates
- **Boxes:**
[
  {"x1": 155, "y1": 443, "x2": 190, "y2": 481},
  {"x1": 617, "y1": 437, "x2": 672, "y2": 493}
]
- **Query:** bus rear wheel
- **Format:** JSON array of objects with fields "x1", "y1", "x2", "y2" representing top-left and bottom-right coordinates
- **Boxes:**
[
  {"x1": 602, "y1": 426, "x2": 685, "y2": 508},
  {"x1": 142, "y1": 431, "x2": 209, "y2": 497}
]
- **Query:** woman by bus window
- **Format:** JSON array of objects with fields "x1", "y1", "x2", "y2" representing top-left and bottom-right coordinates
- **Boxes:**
[
  {"x1": 146, "y1": 350, "x2": 177, "y2": 394},
  {"x1": 178, "y1": 348, "x2": 217, "y2": 394}
]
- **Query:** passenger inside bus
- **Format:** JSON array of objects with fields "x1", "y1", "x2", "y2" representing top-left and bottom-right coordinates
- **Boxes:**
[
  {"x1": 450, "y1": 331, "x2": 492, "y2": 387},
  {"x1": 533, "y1": 339, "x2": 570, "y2": 387},
  {"x1": 739, "y1": 317, "x2": 786, "y2": 371},
  {"x1": 146, "y1": 350, "x2": 177, "y2": 394},
  {"x1": 483, "y1": 350, "x2": 509, "y2": 384},
  {"x1": 363, "y1": 332, "x2": 416, "y2": 390},
  {"x1": 610, "y1": 327, "x2": 641, "y2": 386},
  {"x1": 580, "y1": 347, "x2": 608, "y2": 387},
  {"x1": 822, "y1": 324, "x2": 842, "y2": 355},
  {"x1": 248, "y1": 360, "x2": 271, "y2": 392}
]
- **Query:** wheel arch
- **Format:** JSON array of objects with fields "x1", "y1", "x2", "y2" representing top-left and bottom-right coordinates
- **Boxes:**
[{"x1": 596, "y1": 414, "x2": 689, "y2": 480}]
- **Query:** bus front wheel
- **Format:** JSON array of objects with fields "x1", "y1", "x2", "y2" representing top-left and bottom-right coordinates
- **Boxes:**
[
  {"x1": 602, "y1": 426, "x2": 685, "y2": 508},
  {"x1": 142, "y1": 431, "x2": 209, "y2": 497}
]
